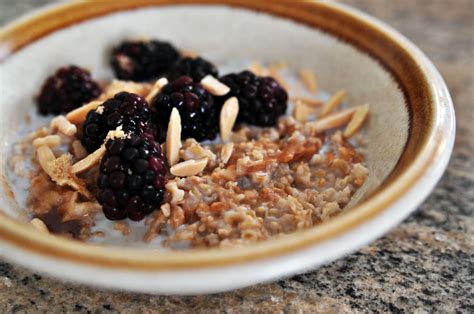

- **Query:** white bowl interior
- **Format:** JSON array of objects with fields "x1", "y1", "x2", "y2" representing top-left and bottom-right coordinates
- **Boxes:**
[{"x1": 0, "y1": 5, "x2": 408, "y2": 247}]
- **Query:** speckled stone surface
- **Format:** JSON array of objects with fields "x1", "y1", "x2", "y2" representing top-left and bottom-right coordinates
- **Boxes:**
[{"x1": 0, "y1": 0, "x2": 473, "y2": 312}]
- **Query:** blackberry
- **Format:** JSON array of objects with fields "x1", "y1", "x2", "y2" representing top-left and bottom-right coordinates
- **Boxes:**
[
  {"x1": 151, "y1": 76, "x2": 219, "y2": 142},
  {"x1": 81, "y1": 92, "x2": 155, "y2": 153},
  {"x1": 97, "y1": 133, "x2": 166, "y2": 221},
  {"x1": 111, "y1": 39, "x2": 180, "y2": 81},
  {"x1": 37, "y1": 65, "x2": 101, "y2": 115},
  {"x1": 167, "y1": 57, "x2": 218, "y2": 81},
  {"x1": 219, "y1": 70, "x2": 288, "y2": 126}
]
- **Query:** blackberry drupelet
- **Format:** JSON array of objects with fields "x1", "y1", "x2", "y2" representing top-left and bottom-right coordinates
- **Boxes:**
[
  {"x1": 81, "y1": 92, "x2": 155, "y2": 153},
  {"x1": 219, "y1": 70, "x2": 288, "y2": 126},
  {"x1": 97, "y1": 133, "x2": 167, "y2": 221},
  {"x1": 111, "y1": 39, "x2": 180, "y2": 81},
  {"x1": 151, "y1": 76, "x2": 219, "y2": 142},
  {"x1": 167, "y1": 57, "x2": 218, "y2": 82},
  {"x1": 37, "y1": 65, "x2": 102, "y2": 115}
]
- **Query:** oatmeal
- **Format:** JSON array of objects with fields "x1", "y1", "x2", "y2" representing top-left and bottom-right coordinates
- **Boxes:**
[{"x1": 9, "y1": 37, "x2": 369, "y2": 248}]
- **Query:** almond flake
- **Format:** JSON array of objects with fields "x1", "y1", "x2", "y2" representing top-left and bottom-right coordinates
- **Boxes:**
[
  {"x1": 166, "y1": 108, "x2": 182, "y2": 166},
  {"x1": 32, "y1": 135, "x2": 61, "y2": 148},
  {"x1": 71, "y1": 145, "x2": 106, "y2": 174},
  {"x1": 221, "y1": 143, "x2": 234, "y2": 164},
  {"x1": 220, "y1": 97, "x2": 239, "y2": 142},
  {"x1": 291, "y1": 97, "x2": 323, "y2": 108},
  {"x1": 170, "y1": 158, "x2": 208, "y2": 177},
  {"x1": 308, "y1": 107, "x2": 356, "y2": 134},
  {"x1": 99, "y1": 80, "x2": 151, "y2": 100},
  {"x1": 344, "y1": 104, "x2": 369, "y2": 138},
  {"x1": 51, "y1": 116, "x2": 77, "y2": 136},
  {"x1": 36, "y1": 145, "x2": 56, "y2": 174},
  {"x1": 299, "y1": 69, "x2": 318, "y2": 93},
  {"x1": 66, "y1": 100, "x2": 102, "y2": 124},
  {"x1": 320, "y1": 89, "x2": 347, "y2": 117},
  {"x1": 293, "y1": 100, "x2": 314, "y2": 122},
  {"x1": 146, "y1": 77, "x2": 168, "y2": 104},
  {"x1": 201, "y1": 75, "x2": 230, "y2": 96},
  {"x1": 30, "y1": 218, "x2": 49, "y2": 233}
]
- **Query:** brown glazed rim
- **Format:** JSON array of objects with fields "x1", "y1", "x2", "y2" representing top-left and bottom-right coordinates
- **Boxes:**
[{"x1": 0, "y1": 0, "x2": 441, "y2": 270}]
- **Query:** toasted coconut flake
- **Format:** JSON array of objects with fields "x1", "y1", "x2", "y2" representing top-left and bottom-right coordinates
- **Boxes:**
[
  {"x1": 170, "y1": 158, "x2": 208, "y2": 177},
  {"x1": 221, "y1": 143, "x2": 234, "y2": 164},
  {"x1": 146, "y1": 77, "x2": 168, "y2": 104},
  {"x1": 248, "y1": 62, "x2": 267, "y2": 76},
  {"x1": 293, "y1": 100, "x2": 314, "y2": 122},
  {"x1": 344, "y1": 104, "x2": 369, "y2": 138},
  {"x1": 32, "y1": 135, "x2": 61, "y2": 148},
  {"x1": 299, "y1": 69, "x2": 318, "y2": 94},
  {"x1": 66, "y1": 100, "x2": 102, "y2": 124},
  {"x1": 71, "y1": 145, "x2": 106, "y2": 174},
  {"x1": 50, "y1": 116, "x2": 77, "y2": 136},
  {"x1": 166, "y1": 108, "x2": 182, "y2": 166},
  {"x1": 72, "y1": 140, "x2": 88, "y2": 160},
  {"x1": 268, "y1": 64, "x2": 289, "y2": 91},
  {"x1": 220, "y1": 97, "x2": 239, "y2": 142},
  {"x1": 320, "y1": 89, "x2": 347, "y2": 117},
  {"x1": 291, "y1": 97, "x2": 323, "y2": 108},
  {"x1": 201, "y1": 75, "x2": 230, "y2": 96},
  {"x1": 30, "y1": 218, "x2": 49, "y2": 233},
  {"x1": 308, "y1": 108, "x2": 356, "y2": 134}
]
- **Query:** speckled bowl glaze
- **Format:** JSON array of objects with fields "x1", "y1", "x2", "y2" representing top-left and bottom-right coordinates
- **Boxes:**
[{"x1": 0, "y1": 1, "x2": 454, "y2": 294}]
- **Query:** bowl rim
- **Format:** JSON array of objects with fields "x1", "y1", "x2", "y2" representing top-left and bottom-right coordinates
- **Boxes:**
[{"x1": 0, "y1": 0, "x2": 455, "y2": 270}]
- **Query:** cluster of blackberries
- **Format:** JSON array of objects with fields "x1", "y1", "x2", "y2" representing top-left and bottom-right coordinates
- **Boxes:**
[{"x1": 35, "y1": 38, "x2": 289, "y2": 221}]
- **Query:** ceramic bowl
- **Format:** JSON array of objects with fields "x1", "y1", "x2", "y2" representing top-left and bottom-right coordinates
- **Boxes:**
[{"x1": 0, "y1": 1, "x2": 454, "y2": 294}]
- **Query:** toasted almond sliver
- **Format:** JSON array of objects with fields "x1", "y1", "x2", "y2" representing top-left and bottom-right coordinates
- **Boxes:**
[
  {"x1": 166, "y1": 108, "x2": 182, "y2": 166},
  {"x1": 66, "y1": 101, "x2": 102, "y2": 124},
  {"x1": 293, "y1": 100, "x2": 314, "y2": 122},
  {"x1": 299, "y1": 69, "x2": 318, "y2": 94},
  {"x1": 51, "y1": 115, "x2": 77, "y2": 136},
  {"x1": 344, "y1": 104, "x2": 369, "y2": 138},
  {"x1": 146, "y1": 77, "x2": 168, "y2": 104},
  {"x1": 30, "y1": 218, "x2": 49, "y2": 233},
  {"x1": 268, "y1": 64, "x2": 289, "y2": 92},
  {"x1": 36, "y1": 145, "x2": 56, "y2": 174},
  {"x1": 320, "y1": 89, "x2": 347, "y2": 117},
  {"x1": 309, "y1": 107, "x2": 356, "y2": 134},
  {"x1": 291, "y1": 97, "x2": 323, "y2": 108},
  {"x1": 220, "y1": 97, "x2": 239, "y2": 142},
  {"x1": 71, "y1": 145, "x2": 106, "y2": 174},
  {"x1": 248, "y1": 62, "x2": 267, "y2": 76},
  {"x1": 201, "y1": 75, "x2": 230, "y2": 96},
  {"x1": 221, "y1": 143, "x2": 234, "y2": 164},
  {"x1": 32, "y1": 135, "x2": 61, "y2": 148},
  {"x1": 170, "y1": 158, "x2": 208, "y2": 177}
]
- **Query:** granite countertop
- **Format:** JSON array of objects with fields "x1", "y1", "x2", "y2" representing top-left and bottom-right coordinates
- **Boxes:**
[{"x1": 1, "y1": 0, "x2": 472, "y2": 312}]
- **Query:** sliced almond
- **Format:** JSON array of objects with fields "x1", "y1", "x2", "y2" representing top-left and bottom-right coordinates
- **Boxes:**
[
  {"x1": 99, "y1": 80, "x2": 151, "y2": 100},
  {"x1": 50, "y1": 115, "x2": 77, "y2": 136},
  {"x1": 170, "y1": 158, "x2": 208, "y2": 177},
  {"x1": 320, "y1": 89, "x2": 347, "y2": 117},
  {"x1": 344, "y1": 104, "x2": 369, "y2": 138},
  {"x1": 166, "y1": 108, "x2": 182, "y2": 166},
  {"x1": 221, "y1": 143, "x2": 234, "y2": 164},
  {"x1": 71, "y1": 145, "x2": 106, "y2": 174},
  {"x1": 66, "y1": 100, "x2": 102, "y2": 124},
  {"x1": 308, "y1": 107, "x2": 356, "y2": 134},
  {"x1": 201, "y1": 75, "x2": 230, "y2": 96},
  {"x1": 32, "y1": 135, "x2": 61, "y2": 148},
  {"x1": 146, "y1": 77, "x2": 168, "y2": 104},
  {"x1": 36, "y1": 145, "x2": 56, "y2": 174},
  {"x1": 219, "y1": 97, "x2": 239, "y2": 142},
  {"x1": 248, "y1": 62, "x2": 267, "y2": 76},
  {"x1": 30, "y1": 218, "x2": 49, "y2": 233},
  {"x1": 299, "y1": 69, "x2": 318, "y2": 94},
  {"x1": 268, "y1": 64, "x2": 289, "y2": 92},
  {"x1": 293, "y1": 100, "x2": 314, "y2": 122},
  {"x1": 291, "y1": 97, "x2": 323, "y2": 108}
]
